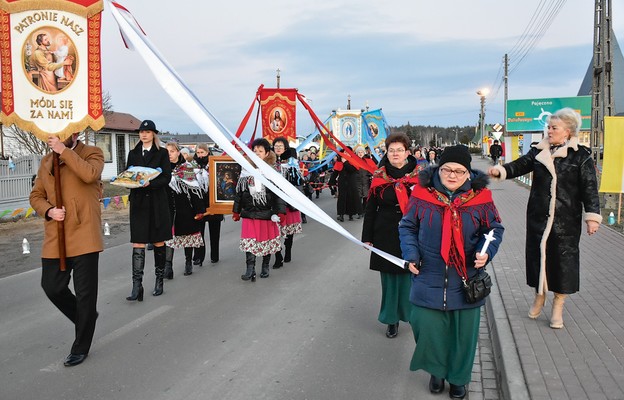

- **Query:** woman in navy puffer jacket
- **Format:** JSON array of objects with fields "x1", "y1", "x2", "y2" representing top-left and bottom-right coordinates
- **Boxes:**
[{"x1": 399, "y1": 145, "x2": 504, "y2": 399}]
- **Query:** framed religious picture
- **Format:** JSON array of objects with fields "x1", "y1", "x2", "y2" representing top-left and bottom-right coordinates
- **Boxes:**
[{"x1": 206, "y1": 156, "x2": 242, "y2": 214}]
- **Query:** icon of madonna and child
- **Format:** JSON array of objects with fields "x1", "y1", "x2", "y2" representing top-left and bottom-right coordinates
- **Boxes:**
[
  {"x1": 215, "y1": 163, "x2": 241, "y2": 202},
  {"x1": 24, "y1": 28, "x2": 77, "y2": 93}
]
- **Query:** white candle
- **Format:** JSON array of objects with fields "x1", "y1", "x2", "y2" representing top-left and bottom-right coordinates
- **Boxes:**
[{"x1": 479, "y1": 229, "x2": 496, "y2": 256}]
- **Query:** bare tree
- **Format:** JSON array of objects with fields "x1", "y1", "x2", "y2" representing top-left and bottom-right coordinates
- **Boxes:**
[
  {"x1": 82, "y1": 91, "x2": 113, "y2": 145},
  {"x1": 2, "y1": 91, "x2": 113, "y2": 154},
  {"x1": 3, "y1": 124, "x2": 49, "y2": 156}
]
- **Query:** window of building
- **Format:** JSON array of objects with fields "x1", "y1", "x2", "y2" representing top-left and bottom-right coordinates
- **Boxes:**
[{"x1": 95, "y1": 134, "x2": 112, "y2": 162}]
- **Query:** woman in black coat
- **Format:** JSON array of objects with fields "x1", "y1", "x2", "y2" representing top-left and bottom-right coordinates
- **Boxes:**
[
  {"x1": 362, "y1": 133, "x2": 422, "y2": 338},
  {"x1": 489, "y1": 108, "x2": 602, "y2": 329},
  {"x1": 232, "y1": 139, "x2": 287, "y2": 282},
  {"x1": 125, "y1": 120, "x2": 172, "y2": 302},
  {"x1": 165, "y1": 142, "x2": 207, "y2": 277},
  {"x1": 193, "y1": 143, "x2": 223, "y2": 266},
  {"x1": 336, "y1": 149, "x2": 360, "y2": 221}
]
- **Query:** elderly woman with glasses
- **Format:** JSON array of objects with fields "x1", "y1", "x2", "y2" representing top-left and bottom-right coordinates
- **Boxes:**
[
  {"x1": 399, "y1": 145, "x2": 504, "y2": 399},
  {"x1": 488, "y1": 107, "x2": 601, "y2": 330}
]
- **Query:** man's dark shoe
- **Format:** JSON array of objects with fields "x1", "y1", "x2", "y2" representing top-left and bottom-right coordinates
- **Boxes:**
[
  {"x1": 385, "y1": 323, "x2": 398, "y2": 338},
  {"x1": 429, "y1": 375, "x2": 445, "y2": 394},
  {"x1": 449, "y1": 384, "x2": 466, "y2": 399},
  {"x1": 64, "y1": 353, "x2": 88, "y2": 367}
]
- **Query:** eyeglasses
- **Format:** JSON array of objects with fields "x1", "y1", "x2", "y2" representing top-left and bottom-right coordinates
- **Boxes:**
[
  {"x1": 387, "y1": 148, "x2": 406, "y2": 154},
  {"x1": 274, "y1": 144, "x2": 285, "y2": 148},
  {"x1": 439, "y1": 167, "x2": 468, "y2": 177}
]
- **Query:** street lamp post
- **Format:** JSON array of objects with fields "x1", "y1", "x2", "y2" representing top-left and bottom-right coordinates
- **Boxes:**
[{"x1": 476, "y1": 88, "x2": 489, "y2": 157}]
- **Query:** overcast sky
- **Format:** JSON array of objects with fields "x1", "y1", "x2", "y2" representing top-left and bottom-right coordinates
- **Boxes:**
[{"x1": 98, "y1": 0, "x2": 624, "y2": 136}]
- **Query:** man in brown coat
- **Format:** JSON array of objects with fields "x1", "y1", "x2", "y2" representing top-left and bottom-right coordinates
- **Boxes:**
[{"x1": 30, "y1": 133, "x2": 104, "y2": 367}]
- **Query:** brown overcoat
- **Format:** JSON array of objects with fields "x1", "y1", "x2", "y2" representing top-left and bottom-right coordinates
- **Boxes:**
[{"x1": 30, "y1": 141, "x2": 105, "y2": 258}]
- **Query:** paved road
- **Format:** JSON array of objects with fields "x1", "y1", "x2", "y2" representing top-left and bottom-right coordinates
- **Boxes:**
[{"x1": 0, "y1": 195, "x2": 495, "y2": 400}]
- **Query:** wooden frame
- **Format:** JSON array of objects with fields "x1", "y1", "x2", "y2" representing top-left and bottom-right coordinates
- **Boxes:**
[{"x1": 206, "y1": 156, "x2": 241, "y2": 215}]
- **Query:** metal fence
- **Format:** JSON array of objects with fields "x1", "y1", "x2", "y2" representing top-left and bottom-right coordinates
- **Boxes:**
[{"x1": 0, "y1": 155, "x2": 42, "y2": 206}]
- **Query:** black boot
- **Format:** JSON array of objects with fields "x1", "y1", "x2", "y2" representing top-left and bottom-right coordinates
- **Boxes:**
[
  {"x1": 272, "y1": 251, "x2": 284, "y2": 269},
  {"x1": 429, "y1": 375, "x2": 445, "y2": 394},
  {"x1": 337, "y1": 215, "x2": 344, "y2": 222},
  {"x1": 153, "y1": 246, "x2": 165, "y2": 296},
  {"x1": 301, "y1": 214, "x2": 307, "y2": 224},
  {"x1": 126, "y1": 248, "x2": 145, "y2": 301},
  {"x1": 164, "y1": 246, "x2": 174, "y2": 280},
  {"x1": 260, "y1": 254, "x2": 271, "y2": 278},
  {"x1": 449, "y1": 384, "x2": 466, "y2": 399},
  {"x1": 241, "y1": 252, "x2": 256, "y2": 281},
  {"x1": 284, "y1": 235, "x2": 293, "y2": 263},
  {"x1": 184, "y1": 248, "x2": 193, "y2": 276}
]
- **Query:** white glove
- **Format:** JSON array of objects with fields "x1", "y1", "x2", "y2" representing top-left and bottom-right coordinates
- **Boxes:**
[{"x1": 271, "y1": 214, "x2": 281, "y2": 223}]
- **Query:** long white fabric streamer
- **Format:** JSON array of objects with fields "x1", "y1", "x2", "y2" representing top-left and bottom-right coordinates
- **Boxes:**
[{"x1": 107, "y1": 1, "x2": 406, "y2": 269}]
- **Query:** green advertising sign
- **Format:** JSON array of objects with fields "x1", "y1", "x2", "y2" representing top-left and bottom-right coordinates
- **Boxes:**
[{"x1": 506, "y1": 96, "x2": 591, "y2": 132}]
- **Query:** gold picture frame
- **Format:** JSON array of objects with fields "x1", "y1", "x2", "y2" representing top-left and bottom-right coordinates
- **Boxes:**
[{"x1": 206, "y1": 156, "x2": 241, "y2": 215}]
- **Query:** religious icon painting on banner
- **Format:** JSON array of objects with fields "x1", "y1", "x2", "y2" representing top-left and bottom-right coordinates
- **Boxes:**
[{"x1": 0, "y1": 0, "x2": 105, "y2": 141}]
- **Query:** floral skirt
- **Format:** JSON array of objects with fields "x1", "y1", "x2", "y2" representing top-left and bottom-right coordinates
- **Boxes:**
[
  {"x1": 165, "y1": 232, "x2": 204, "y2": 249},
  {"x1": 280, "y1": 209, "x2": 302, "y2": 236},
  {"x1": 240, "y1": 218, "x2": 281, "y2": 256}
]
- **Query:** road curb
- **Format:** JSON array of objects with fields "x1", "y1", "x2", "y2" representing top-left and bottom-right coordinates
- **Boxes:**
[{"x1": 486, "y1": 262, "x2": 530, "y2": 400}]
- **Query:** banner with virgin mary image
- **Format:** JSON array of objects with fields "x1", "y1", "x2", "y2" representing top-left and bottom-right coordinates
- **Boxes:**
[
  {"x1": 260, "y1": 88, "x2": 297, "y2": 143},
  {"x1": 0, "y1": 0, "x2": 105, "y2": 141},
  {"x1": 332, "y1": 111, "x2": 360, "y2": 148}
]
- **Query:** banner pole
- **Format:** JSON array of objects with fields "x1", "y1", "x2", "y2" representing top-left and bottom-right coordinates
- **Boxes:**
[{"x1": 53, "y1": 153, "x2": 67, "y2": 271}]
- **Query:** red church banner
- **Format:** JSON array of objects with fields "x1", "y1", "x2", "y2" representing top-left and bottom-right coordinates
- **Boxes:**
[
  {"x1": 0, "y1": 0, "x2": 104, "y2": 141},
  {"x1": 260, "y1": 88, "x2": 296, "y2": 143}
]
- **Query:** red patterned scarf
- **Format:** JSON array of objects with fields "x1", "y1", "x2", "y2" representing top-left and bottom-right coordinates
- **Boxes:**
[
  {"x1": 410, "y1": 184, "x2": 499, "y2": 271},
  {"x1": 369, "y1": 164, "x2": 423, "y2": 215}
]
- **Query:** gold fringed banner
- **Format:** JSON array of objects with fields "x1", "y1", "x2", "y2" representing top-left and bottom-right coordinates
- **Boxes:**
[{"x1": 0, "y1": 0, "x2": 104, "y2": 141}]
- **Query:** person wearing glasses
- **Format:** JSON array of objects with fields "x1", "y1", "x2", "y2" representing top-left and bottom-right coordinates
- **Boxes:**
[
  {"x1": 488, "y1": 108, "x2": 601, "y2": 330},
  {"x1": 399, "y1": 145, "x2": 504, "y2": 399},
  {"x1": 362, "y1": 133, "x2": 424, "y2": 340}
]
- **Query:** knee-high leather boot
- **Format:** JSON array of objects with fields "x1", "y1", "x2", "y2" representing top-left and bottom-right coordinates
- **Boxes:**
[
  {"x1": 260, "y1": 254, "x2": 271, "y2": 278},
  {"x1": 550, "y1": 293, "x2": 567, "y2": 329},
  {"x1": 284, "y1": 234, "x2": 293, "y2": 263},
  {"x1": 153, "y1": 246, "x2": 166, "y2": 296},
  {"x1": 164, "y1": 246, "x2": 174, "y2": 280},
  {"x1": 184, "y1": 247, "x2": 193, "y2": 276},
  {"x1": 241, "y1": 252, "x2": 256, "y2": 281},
  {"x1": 126, "y1": 248, "x2": 145, "y2": 301}
]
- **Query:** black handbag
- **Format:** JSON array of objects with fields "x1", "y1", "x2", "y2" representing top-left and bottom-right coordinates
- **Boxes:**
[{"x1": 462, "y1": 268, "x2": 492, "y2": 304}]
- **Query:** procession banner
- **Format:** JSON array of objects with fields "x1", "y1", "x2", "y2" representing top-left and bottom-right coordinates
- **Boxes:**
[
  {"x1": 332, "y1": 111, "x2": 360, "y2": 148},
  {"x1": 260, "y1": 88, "x2": 296, "y2": 143},
  {"x1": 0, "y1": 0, "x2": 104, "y2": 141},
  {"x1": 599, "y1": 116, "x2": 624, "y2": 193},
  {"x1": 362, "y1": 108, "x2": 390, "y2": 162}
]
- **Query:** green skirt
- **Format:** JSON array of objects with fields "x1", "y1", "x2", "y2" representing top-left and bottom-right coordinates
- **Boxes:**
[
  {"x1": 409, "y1": 305, "x2": 480, "y2": 386},
  {"x1": 378, "y1": 272, "x2": 412, "y2": 325}
]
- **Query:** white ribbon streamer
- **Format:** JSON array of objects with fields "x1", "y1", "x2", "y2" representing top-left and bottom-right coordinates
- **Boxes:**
[{"x1": 106, "y1": 1, "x2": 406, "y2": 269}]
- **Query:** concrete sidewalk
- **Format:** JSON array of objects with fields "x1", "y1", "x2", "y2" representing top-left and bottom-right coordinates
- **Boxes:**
[{"x1": 473, "y1": 157, "x2": 624, "y2": 400}]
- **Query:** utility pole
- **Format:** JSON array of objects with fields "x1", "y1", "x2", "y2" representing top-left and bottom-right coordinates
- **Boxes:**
[
  {"x1": 591, "y1": 0, "x2": 614, "y2": 165},
  {"x1": 504, "y1": 54, "x2": 508, "y2": 139}
]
